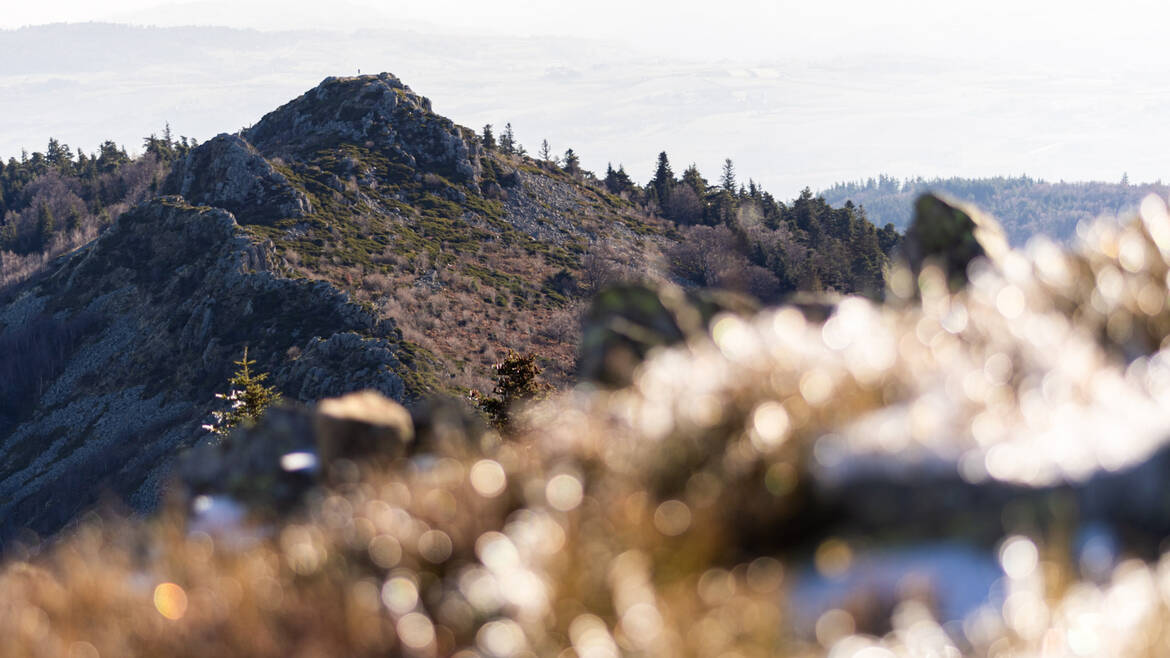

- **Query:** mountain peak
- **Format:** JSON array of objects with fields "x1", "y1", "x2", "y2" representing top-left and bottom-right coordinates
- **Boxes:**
[{"x1": 243, "y1": 72, "x2": 482, "y2": 184}]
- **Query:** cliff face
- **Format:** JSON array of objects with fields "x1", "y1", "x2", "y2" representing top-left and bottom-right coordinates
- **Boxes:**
[{"x1": 0, "y1": 197, "x2": 406, "y2": 541}]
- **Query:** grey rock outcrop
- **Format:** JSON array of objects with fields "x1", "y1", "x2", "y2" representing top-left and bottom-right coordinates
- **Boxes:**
[
  {"x1": 276, "y1": 332, "x2": 405, "y2": 402},
  {"x1": 164, "y1": 133, "x2": 312, "y2": 224},
  {"x1": 244, "y1": 73, "x2": 482, "y2": 184}
]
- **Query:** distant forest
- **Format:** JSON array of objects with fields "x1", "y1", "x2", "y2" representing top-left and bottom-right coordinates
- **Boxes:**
[
  {"x1": 0, "y1": 127, "x2": 194, "y2": 289},
  {"x1": 819, "y1": 175, "x2": 1170, "y2": 245}
]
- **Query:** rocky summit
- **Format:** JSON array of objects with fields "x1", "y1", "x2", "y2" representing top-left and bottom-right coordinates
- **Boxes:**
[{"x1": 242, "y1": 73, "x2": 483, "y2": 184}]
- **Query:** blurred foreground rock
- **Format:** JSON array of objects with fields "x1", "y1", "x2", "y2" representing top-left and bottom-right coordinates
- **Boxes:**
[
  {"x1": 181, "y1": 390, "x2": 416, "y2": 510},
  {"x1": 898, "y1": 193, "x2": 1009, "y2": 292}
]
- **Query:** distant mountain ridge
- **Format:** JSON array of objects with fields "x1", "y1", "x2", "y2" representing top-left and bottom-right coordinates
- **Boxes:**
[{"x1": 819, "y1": 175, "x2": 1170, "y2": 245}]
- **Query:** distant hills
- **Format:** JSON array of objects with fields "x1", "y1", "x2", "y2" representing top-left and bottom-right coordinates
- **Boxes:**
[{"x1": 820, "y1": 175, "x2": 1170, "y2": 245}]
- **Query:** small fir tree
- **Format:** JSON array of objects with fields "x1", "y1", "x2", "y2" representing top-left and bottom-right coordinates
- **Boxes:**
[
  {"x1": 481, "y1": 124, "x2": 496, "y2": 150},
  {"x1": 604, "y1": 163, "x2": 635, "y2": 195},
  {"x1": 203, "y1": 347, "x2": 281, "y2": 438},
  {"x1": 539, "y1": 139, "x2": 553, "y2": 163}
]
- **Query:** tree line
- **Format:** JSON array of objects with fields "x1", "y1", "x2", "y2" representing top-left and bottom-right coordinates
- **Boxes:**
[
  {"x1": 0, "y1": 126, "x2": 193, "y2": 289},
  {"x1": 478, "y1": 123, "x2": 899, "y2": 301},
  {"x1": 820, "y1": 174, "x2": 1170, "y2": 245}
]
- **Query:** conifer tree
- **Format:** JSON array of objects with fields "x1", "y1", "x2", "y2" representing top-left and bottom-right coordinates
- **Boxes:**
[
  {"x1": 720, "y1": 158, "x2": 736, "y2": 192},
  {"x1": 203, "y1": 347, "x2": 282, "y2": 438},
  {"x1": 500, "y1": 122, "x2": 516, "y2": 155},
  {"x1": 481, "y1": 124, "x2": 496, "y2": 150},
  {"x1": 652, "y1": 152, "x2": 674, "y2": 190},
  {"x1": 563, "y1": 148, "x2": 582, "y2": 177},
  {"x1": 682, "y1": 163, "x2": 707, "y2": 198},
  {"x1": 46, "y1": 138, "x2": 72, "y2": 174},
  {"x1": 65, "y1": 207, "x2": 82, "y2": 233},
  {"x1": 651, "y1": 151, "x2": 675, "y2": 207},
  {"x1": 539, "y1": 139, "x2": 553, "y2": 163},
  {"x1": 605, "y1": 163, "x2": 634, "y2": 194}
]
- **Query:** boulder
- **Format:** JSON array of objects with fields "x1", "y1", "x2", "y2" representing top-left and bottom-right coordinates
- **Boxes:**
[
  {"x1": 314, "y1": 390, "x2": 414, "y2": 466},
  {"x1": 577, "y1": 283, "x2": 757, "y2": 386}
]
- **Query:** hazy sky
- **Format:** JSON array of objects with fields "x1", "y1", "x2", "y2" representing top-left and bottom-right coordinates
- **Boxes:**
[
  {"x1": 7, "y1": 0, "x2": 1168, "y2": 65},
  {"x1": 4, "y1": 1, "x2": 1170, "y2": 196}
]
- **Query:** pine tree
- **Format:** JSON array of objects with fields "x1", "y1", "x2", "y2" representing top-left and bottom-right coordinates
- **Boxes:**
[
  {"x1": 605, "y1": 163, "x2": 634, "y2": 195},
  {"x1": 682, "y1": 163, "x2": 707, "y2": 198},
  {"x1": 203, "y1": 347, "x2": 282, "y2": 438},
  {"x1": 97, "y1": 140, "x2": 128, "y2": 173},
  {"x1": 539, "y1": 139, "x2": 553, "y2": 163},
  {"x1": 46, "y1": 138, "x2": 72, "y2": 174},
  {"x1": 65, "y1": 206, "x2": 82, "y2": 233},
  {"x1": 481, "y1": 124, "x2": 496, "y2": 150},
  {"x1": 651, "y1": 151, "x2": 675, "y2": 207},
  {"x1": 720, "y1": 158, "x2": 736, "y2": 192},
  {"x1": 563, "y1": 148, "x2": 581, "y2": 177},
  {"x1": 500, "y1": 122, "x2": 516, "y2": 155}
]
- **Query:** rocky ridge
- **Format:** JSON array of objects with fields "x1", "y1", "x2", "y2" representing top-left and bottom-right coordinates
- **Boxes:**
[{"x1": 0, "y1": 197, "x2": 407, "y2": 542}]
